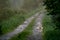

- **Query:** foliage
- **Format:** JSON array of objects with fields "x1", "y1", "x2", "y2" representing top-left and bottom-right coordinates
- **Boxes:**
[
  {"x1": 42, "y1": 15, "x2": 55, "y2": 34},
  {"x1": 42, "y1": 15, "x2": 59, "y2": 40},
  {"x1": 44, "y1": 0, "x2": 60, "y2": 29},
  {"x1": 10, "y1": 17, "x2": 35, "y2": 40},
  {"x1": 43, "y1": 30, "x2": 60, "y2": 40},
  {"x1": 0, "y1": 11, "x2": 26, "y2": 35},
  {"x1": 0, "y1": 0, "x2": 41, "y2": 36}
]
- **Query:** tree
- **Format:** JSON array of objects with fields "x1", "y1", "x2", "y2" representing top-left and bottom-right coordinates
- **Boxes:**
[{"x1": 44, "y1": 0, "x2": 60, "y2": 29}]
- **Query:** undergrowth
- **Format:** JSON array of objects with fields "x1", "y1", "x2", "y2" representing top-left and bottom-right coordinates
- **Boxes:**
[
  {"x1": 0, "y1": 9, "x2": 38, "y2": 36},
  {"x1": 42, "y1": 14, "x2": 60, "y2": 40},
  {"x1": 10, "y1": 16, "x2": 36, "y2": 40}
]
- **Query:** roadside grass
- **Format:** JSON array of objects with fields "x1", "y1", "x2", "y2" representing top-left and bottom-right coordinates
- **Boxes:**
[
  {"x1": 43, "y1": 29, "x2": 60, "y2": 40},
  {"x1": 0, "y1": 11, "x2": 26, "y2": 35},
  {"x1": 10, "y1": 16, "x2": 36, "y2": 40},
  {"x1": 42, "y1": 15, "x2": 55, "y2": 33},
  {"x1": 42, "y1": 14, "x2": 60, "y2": 40},
  {"x1": 0, "y1": 8, "x2": 40, "y2": 36}
]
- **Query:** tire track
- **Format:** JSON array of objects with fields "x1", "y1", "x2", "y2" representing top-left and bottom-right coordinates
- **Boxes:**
[{"x1": 0, "y1": 13, "x2": 39, "y2": 40}]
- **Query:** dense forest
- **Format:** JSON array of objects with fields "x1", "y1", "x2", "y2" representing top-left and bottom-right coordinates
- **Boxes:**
[
  {"x1": 44, "y1": 0, "x2": 60, "y2": 29},
  {"x1": 43, "y1": 0, "x2": 60, "y2": 40}
]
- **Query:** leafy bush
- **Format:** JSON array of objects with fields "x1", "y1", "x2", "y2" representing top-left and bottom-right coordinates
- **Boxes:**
[
  {"x1": 42, "y1": 15, "x2": 57, "y2": 40},
  {"x1": 42, "y1": 15, "x2": 55, "y2": 33},
  {"x1": 43, "y1": 30, "x2": 60, "y2": 40},
  {"x1": 44, "y1": 0, "x2": 60, "y2": 29},
  {"x1": 0, "y1": 11, "x2": 26, "y2": 35}
]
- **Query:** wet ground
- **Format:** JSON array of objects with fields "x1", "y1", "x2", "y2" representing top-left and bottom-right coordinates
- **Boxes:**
[
  {"x1": 0, "y1": 6, "x2": 46, "y2": 40},
  {"x1": 27, "y1": 13, "x2": 44, "y2": 40},
  {"x1": 0, "y1": 13, "x2": 39, "y2": 40}
]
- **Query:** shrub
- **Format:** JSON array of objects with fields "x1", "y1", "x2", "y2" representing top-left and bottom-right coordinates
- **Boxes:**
[
  {"x1": 43, "y1": 30, "x2": 60, "y2": 40},
  {"x1": 0, "y1": 10, "x2": 27, "y2": 35},
  {"x1": 44, "y1": 0, "x2": 60, "y2": 29}
]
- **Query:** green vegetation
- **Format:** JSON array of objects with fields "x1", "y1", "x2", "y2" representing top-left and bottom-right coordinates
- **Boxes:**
[
  {"x1": 1, "y1": 12, "x2": 25, "y2": 34},
  {"x1": 10, "y1": 17, "x2": 36, "y2": 40},
  {"x1": 44, "y1": 0, "x2": 60, "y2": 29},
  {"x1": 43, "y1": 30, "x2": 60, "y2": 40},
  {"x1": 0, "y1": 0, "x2": 42, "y2": 36},
  {"x1": 0, "y1": 9, "x2": 39, "y2": 35},
  {"x1": 42, "y1": 14, "x2": 55, "y2": 33},
  {"x1": 43, "y1": 0, "x2": 60, "y2": 40},
  {"x1": 42, "y1": 14, "x2": 60, "y2": 40}
]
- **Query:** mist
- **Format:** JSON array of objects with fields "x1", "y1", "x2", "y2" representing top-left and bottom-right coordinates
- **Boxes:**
[{"x1": 8, "y1": 0, "x2": 24, "y2": 10}]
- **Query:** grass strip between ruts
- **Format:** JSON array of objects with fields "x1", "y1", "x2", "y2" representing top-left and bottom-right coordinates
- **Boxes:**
[{"x1": 10, "y1": 15, "x2": 38, "y2": 40}]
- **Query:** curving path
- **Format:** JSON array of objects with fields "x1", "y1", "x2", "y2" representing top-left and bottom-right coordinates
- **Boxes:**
[
  {"x1": 27, "y1": 9, "x2": 46, "y2": 40},
  {"x1": 0, "y1": 13, "x2": 39, "y2": 40}
]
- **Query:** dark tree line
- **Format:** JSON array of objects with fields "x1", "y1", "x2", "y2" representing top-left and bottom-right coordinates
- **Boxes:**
[{"x1": 44, "y1": 0, "x2": 60, "y2": 29}]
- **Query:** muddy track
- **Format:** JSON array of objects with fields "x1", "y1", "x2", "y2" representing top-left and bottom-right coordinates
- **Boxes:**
[
  {"x1": 27, "y1": 12, "x2": 45, "y2": 40},
  {"x1": 0, "y1": 13, "x2": 39, "y2": 40}
]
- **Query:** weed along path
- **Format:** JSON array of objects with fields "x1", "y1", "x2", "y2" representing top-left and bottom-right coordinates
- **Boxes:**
[
  {"x1": 27, "y1": 13, "x2": 45, "y2": 40},
  {"x1": 0, "y1": 13, "x2": 39, "y2": 40}
]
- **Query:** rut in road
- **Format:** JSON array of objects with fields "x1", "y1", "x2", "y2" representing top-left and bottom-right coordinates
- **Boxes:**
[
  {"x1": 27, "y1": 13, "x2": 45, "y2": 40},
  {"x1": 0, "y1": 13, "x2": 39, "y2": 40}
]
